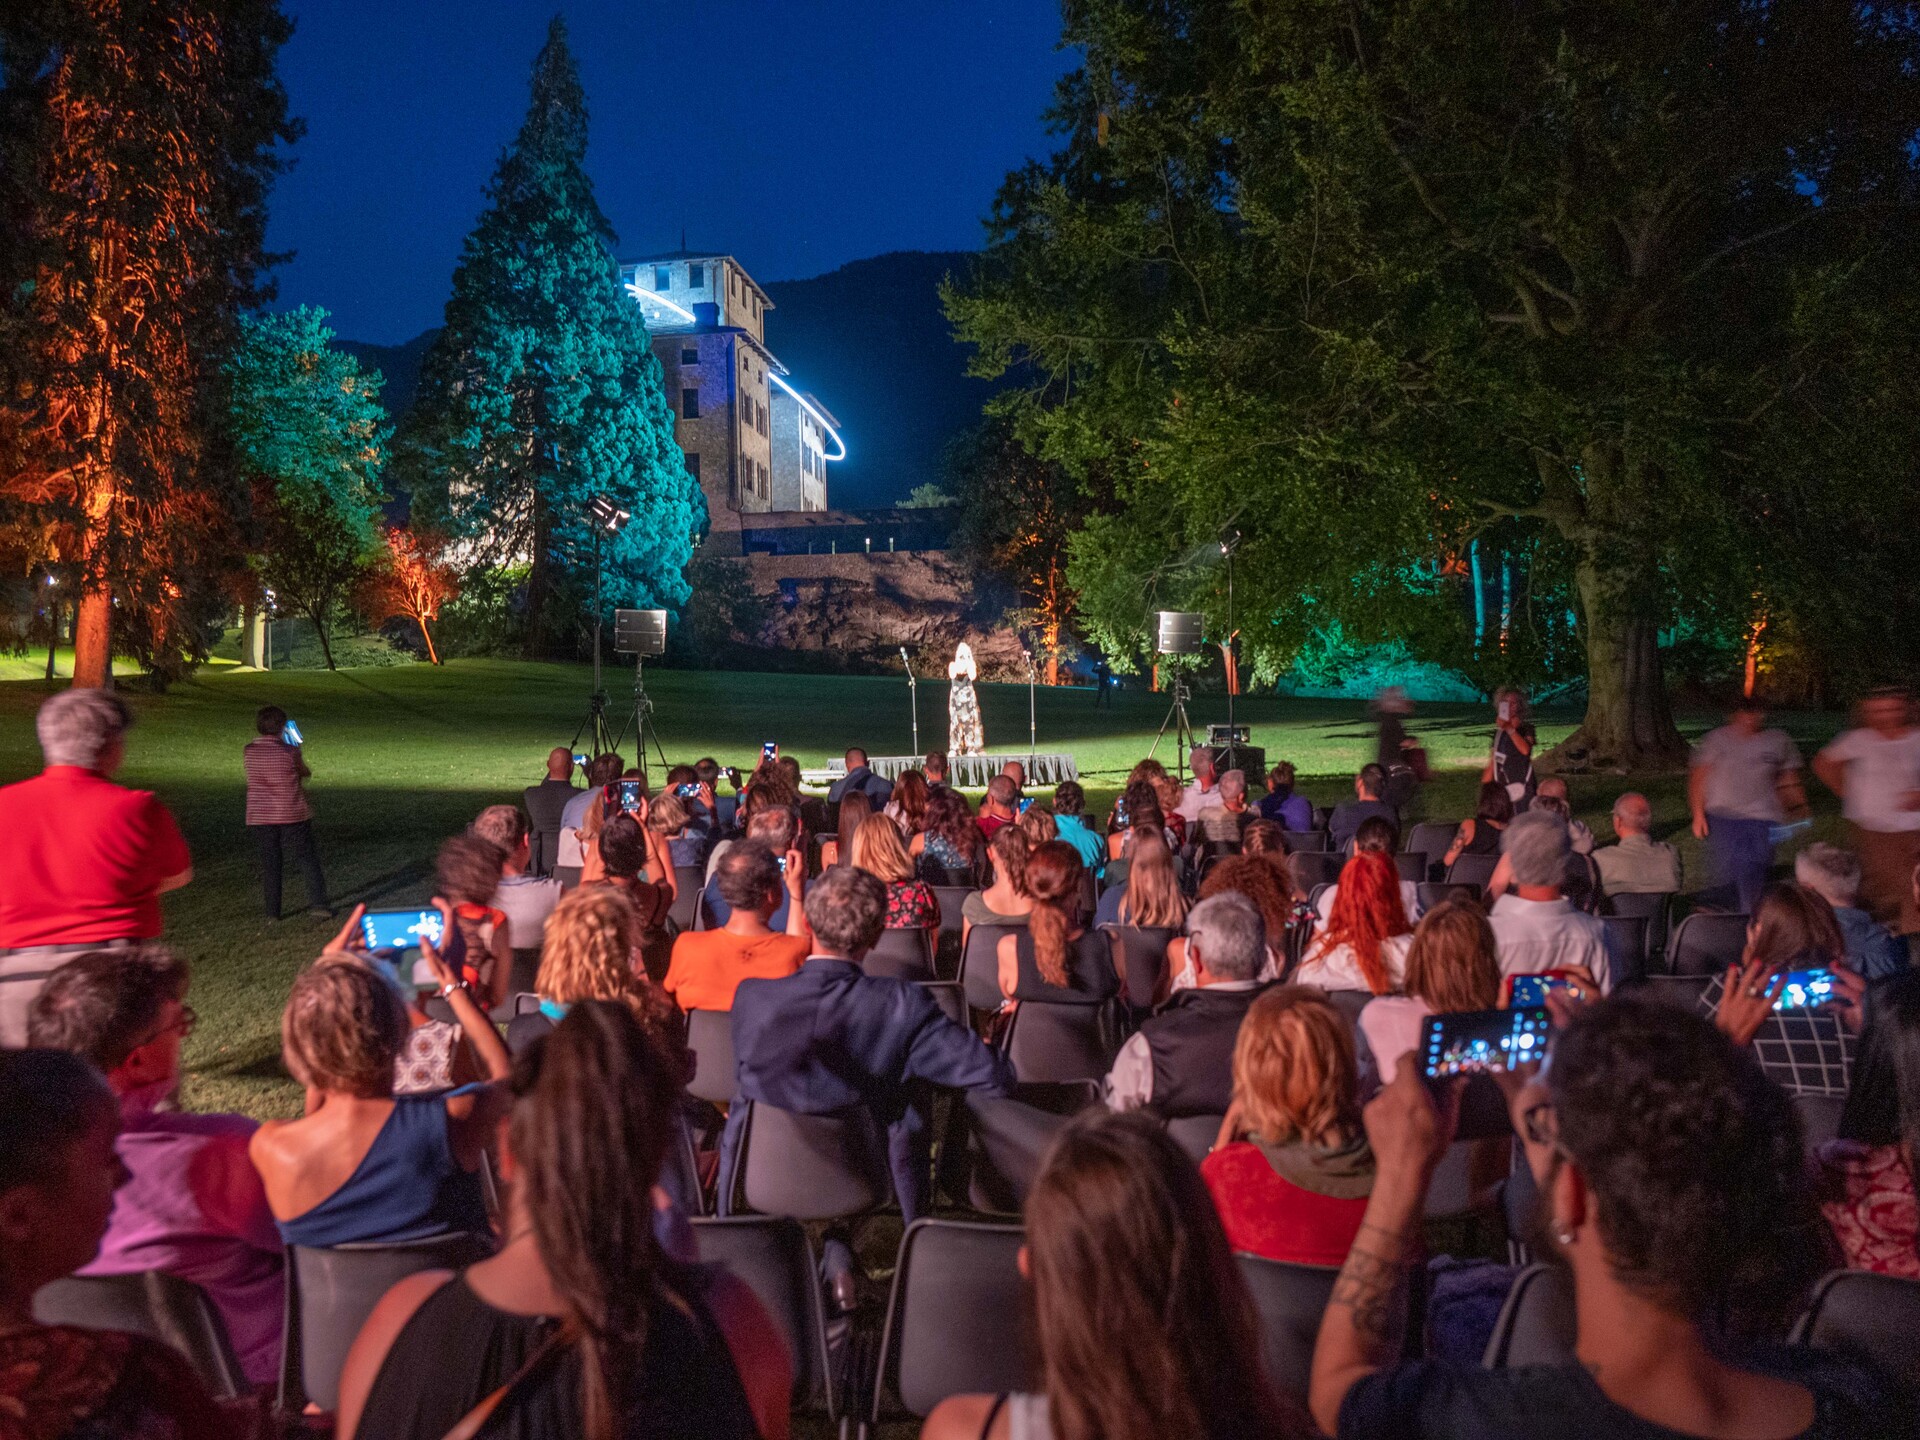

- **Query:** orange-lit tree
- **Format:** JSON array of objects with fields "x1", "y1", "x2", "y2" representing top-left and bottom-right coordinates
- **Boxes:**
[
  {"x1": 0, "y1": 0, "x2": 298, "y2": 687},
  {"x1": 359, "y1": 527, "x2": 459, "y2": 666}
]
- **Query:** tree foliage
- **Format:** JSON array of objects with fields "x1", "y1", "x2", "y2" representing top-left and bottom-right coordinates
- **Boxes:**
[
  {"x1": 948, "y1": 0, "x2": 1920, "y2": 765},
  {"x1": 359, "y1": 526, "x2": 459, "y2": 665},
  {"x1": 394, "y1": 18, "x2": 702, "y2": 656},
  {"x1": 227, "y1": 307, "x2": 388, "y2": 670},
  {"x1": 0, "y1": 0, "x2": 300, "y2": 686}
]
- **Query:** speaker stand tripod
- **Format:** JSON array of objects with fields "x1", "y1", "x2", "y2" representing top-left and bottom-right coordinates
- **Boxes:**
[
  {"x1": 1147, "y1": 679, "x2": 1197, "y2": 783},
  {"x1": 608, "y1": 655, "x2": 670, "y2": 784}
]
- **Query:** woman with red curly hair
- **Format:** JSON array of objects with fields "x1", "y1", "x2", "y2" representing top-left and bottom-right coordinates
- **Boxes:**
[{"x1": 1293, "y1": 850, "x2": 1412, "y2": 995}]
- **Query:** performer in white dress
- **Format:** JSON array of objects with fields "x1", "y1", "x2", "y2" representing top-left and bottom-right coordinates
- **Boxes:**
[{"x1": 948, "y1": 642, "x2": 985, "y2": 756}]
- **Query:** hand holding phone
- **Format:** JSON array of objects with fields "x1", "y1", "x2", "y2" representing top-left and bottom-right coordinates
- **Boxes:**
[
  {"x1": 762, "y1": 741, "x2": 778, "y2": 760},
  {"x1": 281, "y1": 719, "x2": 304, "y2": 746},
  {"x1": 359, "y1": 907, "x2": 445, "y2": 955},
  {"x1": 1421, "y1": 1007, "x2": 1549, "y2": 1080},
  {"x1": 676, "y1": 782, "x2": 701, "y2": 799},
  {"x1": 1774, "y1": 967, "x2": 1836, "y2": 1012},
  {"x1": 615, "y1": 779, "x2": 643, "y2": 812}
]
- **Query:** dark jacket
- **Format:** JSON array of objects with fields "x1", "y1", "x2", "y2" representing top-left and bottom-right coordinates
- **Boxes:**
[
  {"x1": 521, "y1": 778, "x2": 578, "y2": 877},
  {"x1": 1142, "y1": 983, "x2": 1270, "y2": 1118},
  {"x1": 828, "y1": 765, "x2": 894, "y2": 806}
]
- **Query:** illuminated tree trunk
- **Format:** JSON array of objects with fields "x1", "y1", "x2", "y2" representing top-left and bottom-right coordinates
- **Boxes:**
[{"x1": 72, "y1": 585, "x2": 112, "y2": 689}]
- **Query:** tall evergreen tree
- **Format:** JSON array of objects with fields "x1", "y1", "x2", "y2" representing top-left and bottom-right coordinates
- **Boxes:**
[
  {"x1": 396, "y1": 17, "x2": 702, "y2": 654},
  {"x1": 0, "y1": 0, "x2": 299, "y2": 687}
]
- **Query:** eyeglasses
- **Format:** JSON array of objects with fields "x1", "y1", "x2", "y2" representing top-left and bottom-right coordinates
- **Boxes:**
[{"x1": 136, "y1": 1004, "x2": 196, "y2": 1048}]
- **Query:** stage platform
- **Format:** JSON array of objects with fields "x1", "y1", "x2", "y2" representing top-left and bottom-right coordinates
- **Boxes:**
[{"x1": 801, "y1": 752, "x2": 1080, "y2": 788}]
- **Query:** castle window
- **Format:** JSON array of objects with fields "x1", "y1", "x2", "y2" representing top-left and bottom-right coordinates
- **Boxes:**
[
  {"x1": 653, "y1": 265, "x2": 671, "y2": 291},
  {"x1": 680, "y1": 347, "x2": 698, "y2": 366},
  {"x1": 682, "y1": 388, "x2": 699, "y2": 419},
  {"x1": 689, "y1": 263, "x2": 705, "y2": 289}
]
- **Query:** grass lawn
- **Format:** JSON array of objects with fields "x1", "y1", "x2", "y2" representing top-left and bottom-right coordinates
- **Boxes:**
[{"x1": 0, "y1": 658, "x2": 1854, "y2": 1118}]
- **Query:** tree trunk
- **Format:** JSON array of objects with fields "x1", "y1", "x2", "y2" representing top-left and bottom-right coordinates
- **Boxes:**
[
  {"x1": 524, "y1": 487, "x2": 549, "y2": 659},
  {"x1": 417, "y1": 615, "x2": 441, "y2": 665},
  {"x1": 1556, "y1": 551, "x2": 1689, "y2": 771},
  {"x1": 309, "y1": 604, "x2": 337, "y2": 670},
  {"x1": 71, "y1": 585, "x2": 113, "y2": 689}
]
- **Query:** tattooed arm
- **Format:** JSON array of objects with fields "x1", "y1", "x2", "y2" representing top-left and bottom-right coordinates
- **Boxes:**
[{"x1": 1310, "y1": 1059, "x2": 1458, "y2": 1436}]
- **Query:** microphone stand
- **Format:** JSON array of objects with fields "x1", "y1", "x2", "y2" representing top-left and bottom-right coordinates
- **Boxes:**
[
  {"x1": 901, "y1": 646, "x2": 919, "y2": 758},
  {"x1": 1023, "y1": 648, "x2": 1038, "y2": 766}
]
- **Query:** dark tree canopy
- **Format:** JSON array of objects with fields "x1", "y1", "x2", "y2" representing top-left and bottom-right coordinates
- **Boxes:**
[
  {"x1": 395, "y1": 17, "x2": 703, "y2": 656},
  {"x1": 950, "y1": 0, "x2": 1920, "y2": 765}
]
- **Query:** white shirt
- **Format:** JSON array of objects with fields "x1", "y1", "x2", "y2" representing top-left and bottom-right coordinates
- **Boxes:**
[
  {"x1": 1176, "y1": 778, "x2": 1214, "y2": 824},
  {"x1": 1818, "y1": 727, "x2": 1920, "y2": 833},
  {"x1": 1294, "y1": 932, "x2": 1414, "y2": 994},
  {"x1": 1488, "y1": 893, "x2": 1610, "y2": 991},
  {"x1": 1103, "y1": 978, "x2": 1267, "y2": 1112},
  {"x1": 491, "y1": 873, "x2": 562, "y2": 949},
  {"x1": 1315, "y1": 880, "x2": 1423, "y2": 925},
  {"x1": 555, "y1": 788, "x2": 596, "y2": 868},
  {"x1": 1358, "y1": 994, "x2": 1434, "y2": 1087}
]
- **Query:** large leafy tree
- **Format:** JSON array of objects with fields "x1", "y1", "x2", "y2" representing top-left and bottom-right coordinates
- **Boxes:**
[
  {"x1": 950, "y1": 0, "x2": 1920, "y2": 767},
  {"x1": 0, "y1": 0, "x2": 299, "y2": 687},
  {"x1": 228, "y1": 307, "x2": 388, "y2": 670},
  {"x1": 395, "y1": 18, "x2": 702, "y2": 655}
]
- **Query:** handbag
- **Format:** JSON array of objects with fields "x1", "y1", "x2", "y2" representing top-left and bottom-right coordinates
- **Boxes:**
[{"x1": 438, "y1": 1319, "x2": 581, "y2": 1440}]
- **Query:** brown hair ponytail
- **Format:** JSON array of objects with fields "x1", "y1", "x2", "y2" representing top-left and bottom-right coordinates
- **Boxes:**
[{"x1": 1024, "y1": 840, "x2": 1085, "y2": 988}]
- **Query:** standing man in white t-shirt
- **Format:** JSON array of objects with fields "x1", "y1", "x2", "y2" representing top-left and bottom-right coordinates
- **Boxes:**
[
  {"x1": 1814, "y1": 687, "x2": 1920, "y2": 937},
  {"x1": 1688, "y1": 698, "x2": 1806, "y2": 914}
]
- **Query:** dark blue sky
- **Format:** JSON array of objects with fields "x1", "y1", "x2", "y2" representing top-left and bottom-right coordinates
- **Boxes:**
[{"x1": 267, "y1": 1, "x2": 1073, "y2": 344}]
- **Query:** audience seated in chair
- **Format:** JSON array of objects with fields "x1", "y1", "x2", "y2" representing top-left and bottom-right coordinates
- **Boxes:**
[
  {"x1": 1484, "y1": 794, "x2": 1603, "y2": 915},
  {"x1": 646, "y1": 787, "x2": 709, "y2": 872},
  {"x1": 1049, "y1": 781, "x2": 1106, "y2": 876},
  {"x1": 996, "y1": 844, "x2": 1123, "y2": 1009},
  {"x1": 1796, "y1": 844, "x2": 1907, "y2": 982},
  {"x1": 249, "y1": 927, "x2": 509, "y2": 1249},
  {"x1": 966, "y1": 826, "x2": 1037, "y2": 934},
  {"x1": 1017, "y1": 802, "x2": 1058, "y2": 847},
  {"x1": 719, "y1": 866, "x2": 1013, "y2": 1223},
  {"x1": 1592, "y1": 791, "x2": 1681, "y2": 898},
  {"x1": 0, "y1": 1050, "x2": 241, "y2": 1439},
  {"x1": 978, "y1": 776, "x2": 1022, "y2": 842},
  {"x1": 1097, "y1": 827, "x2": 1187, "y2": 942},
  {"x1": 1204, "y1": 987, "x2": 1376, "y2": 1267},
  {"x1": 27, "y1": 948, "x2": 284, "y2": 1386},
  {"x1": 827, "y1": 744, "x2": 894, "y2": 807},
  {"x1": 1709, "y1": 883, "x2": 1864, "y2": 1100},
  {"x1": 923, "y1": 1110, "x2": 1309, "y2": 1440},
  {"x1": 663, "y1": 843, "x2": 809, "y2": 1015},
  {"x1": 1294, "y1": 851, "x2": 1414, "y2": 996},
  {"x1": 1315, "y1": 816, "x2": 1423, "y2": 925},
  {"x1": 883, "y1": 767, "x2": 931, "y2": 841},
  {"x1": 1357, "y1": 901, "x2": 1507, "y2": 1089},
  {"x1": 850, "y1": 813, "x2": 940, "y2": 930},
  {"x1": 704, "y1": 803, "x2": 804, "y2": 932},
  {"x1": 1196, "y1": 767, "x2": 1254, "y2": 846},
  {"x1": 1533, "y1": 777, "x2": 1595, "y2": 855},
  {"x1": 510, "y1": 887, "x2": 691, "y2": 1082},
  {"x1": 1106, "y1": 891, "x2": 1269, "y2": 1115},
  {"x1": 521, "y1": 747, "x2": 579, "y2": 879},
  {"x1": 1174, "y1": 746, "x2": 1221, "y2": 825},
  {"x1": 1486, "y1": 812, "x2": 1611, "y2": 991},
  {"x1": 471, "y1": 805, "x2": 562, "y2": 969},
  {"x1": 817, "y1": 788, "x2": 872, "y2": 870},
  {"x1": 1329, "y1": 764, "x2": 1396, "y2": 855},
  {"x1": 913, "y1": 786, "x2": 984, "y2": 881},
  {"x1": 1310, "y1": 996, "x2": 1881, "y2": 1439},
  {"x1": 434, "y1": 834, "x2": 516, "y2": 1010},
  {"x1": 1256, "y1": 759, "x2": 1314, "y2": 833},
  {"x1": 1095, "y1": 811, "x2": 1181, "y2": 925},
  {"x1": 1441, "y1": 781, "x2": 1513, "y2": 873},
  {"x1": 335, "y1": 1002, "x2": 792, "y2": 1440},
  {"x1": 1816, "y1": 970, "x2": 1920, "y2": 1277},
  {"x1": 1199, "y1": 854, "x2": 1299, "y2": 958}
]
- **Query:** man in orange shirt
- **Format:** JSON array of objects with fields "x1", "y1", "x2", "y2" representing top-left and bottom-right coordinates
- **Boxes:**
[{"x1": 664, "y1": 841, "x2": 807, "y2": 1013}]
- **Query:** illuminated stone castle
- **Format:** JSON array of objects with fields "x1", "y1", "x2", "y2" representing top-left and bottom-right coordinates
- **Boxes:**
[{"x1": 618, "y1": 251, "x2": 842, "y2": 553}]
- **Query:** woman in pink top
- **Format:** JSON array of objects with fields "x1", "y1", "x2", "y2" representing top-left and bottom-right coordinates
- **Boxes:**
[
  {"x1": 1357, "y1": 899, "x2": 1502, "y2": 1087},
  {"x1": 1203, "y1": 987, "x2": 1374, "y2": 1266}
]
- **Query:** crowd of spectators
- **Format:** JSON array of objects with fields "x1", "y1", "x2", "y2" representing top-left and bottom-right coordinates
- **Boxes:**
[{"x1": 3, "y1": 690, "x2": 1920, "y2": 1438}]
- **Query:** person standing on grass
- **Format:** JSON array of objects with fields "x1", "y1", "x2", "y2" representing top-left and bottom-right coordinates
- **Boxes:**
[
  {"x1": 245, "y1": 704, "x2": 330, "y2": 923},
  {"x1": 521, "y1": 747, "x2": 578, "y2": 877},
  {"x1": 1689, "y1": 696, "x2": 1807, "y2": 914},
  {"x1": 1813, "y1": 686, "x2": 1920, "y2": 937},
  {"x1": 0, "y1": 690, "x2": 192, "y2": 1048}
]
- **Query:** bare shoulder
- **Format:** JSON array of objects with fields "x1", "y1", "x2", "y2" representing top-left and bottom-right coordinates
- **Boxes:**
[{"x1": 925, "y1": 1393, "x2": 1007, "y2": 1440}]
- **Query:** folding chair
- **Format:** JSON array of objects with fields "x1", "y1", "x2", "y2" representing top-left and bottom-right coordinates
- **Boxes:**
[
  {"x1": 956, "y1": 1082, "x2": 1101, "y2": 1215},
  {"x1": 920, "y1": 980, "x2": 966, "y2": 1027},
  {"x1": 733, "y1": 1100, "x2": 892, "y2": 1221},
  {"x1": 958, "y1": 923, "x2": 1023, "y2": 1013},
  {"x1": 1482, "y1": 1263, "x2": 1576, "y2": 1368},
  {"x1": 1405, "y1": 822, "x2": 1460, "y2": 880},
  {"x1": 865, "y1": 925, "x2": 936, "y2": 982},
  {"x1": 1292, "y1": 851, "x2": 1343, "y2": 891},
  {"x1": 1002, "y1": 999, "x2": 1119, "y2": 1084},
  {"x1": 1445, "y1": 853, "x2": 1500, "y2": 893},
  {"x1": 1393, "y1": 853, "x2": 1427, "y2": 884},
  {"x1": 691, "y1": 1217, "x2": 839, "y2": 1422},
  {"x1": 1600, "y1": 889, "x2": 1671, "y2": 967},
  {"x1": 685, "y1": 1008, "x2": 738, "y2": 1106},
  {"x1": 1235, "y1": 1254, "x2": 1342, "y2": 1400},
  {"x1": 669, "y1": 864, "x2": 704, "y2": 931},
  {"x1": 1282, "y1": 829, "x2": 1330, "y2": 853},
  {"x1": 35, "y1": 1271, "x2": 248, "y2": 1400},
  {"x1": 1790, "y1": 1269, "x2": 1920, "y2": 1393},
  {"x1": 1666, "y1": 911, "x2": 1748, "y2": 978},
  {"x1": 867, "y1": 1220, "x2": 1032, "y2": 1434},
  {"x1": 1600, "y1": 915, "x2": 1651, "y2": 989},
  {"x1": 1106, "y1": 924, "x2": 1179, "y2": 1019},
  {"x1": 930, "y1": 885, "x2": 975, "y2": 972}
]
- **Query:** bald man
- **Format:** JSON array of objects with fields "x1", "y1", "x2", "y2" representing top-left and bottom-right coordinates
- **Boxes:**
[{"x1": 521, "y1": 747, "x2": 579, "y2": 877}]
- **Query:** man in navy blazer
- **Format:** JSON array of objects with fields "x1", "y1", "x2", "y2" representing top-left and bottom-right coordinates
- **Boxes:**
[
  {"x1": 719, "y1": 865, "x2": 1011, "y2": 1221},
  {"x1": 826, "y1": 746, "x2": 894, "y2": 807}
]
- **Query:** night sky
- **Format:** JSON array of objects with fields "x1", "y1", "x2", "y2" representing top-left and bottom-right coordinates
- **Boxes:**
[{"x1": 267, "y1": 1, "x2": 1074, "y2": 345}]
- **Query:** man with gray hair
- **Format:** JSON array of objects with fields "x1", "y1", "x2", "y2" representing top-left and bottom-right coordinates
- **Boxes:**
[
  {"x1": 0, "y1": 689, "x2": 193, "y2": 1045},
  {"x1": 1106, "y1": 891, "x2": 1270, "y2": 1116},
  {"x1": 1795, "y1": 842, "x2": 1906, "y2": 981},
  {"x1": 1488, "y1": 810, "x2": 1610, "y2": 990},
  {"x1": 1195, "y1": 767, "x2": 1253, "y2": 845},
  {"x1": 1593, "y1": 791, "x2": 1682, "y2": 897},
  {"x1": 977, "y1": 773, "x2": 1020, "y2": 839}
]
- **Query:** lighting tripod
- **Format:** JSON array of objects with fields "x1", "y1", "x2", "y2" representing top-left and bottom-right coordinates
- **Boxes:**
[
  {"x1": 608, "y1": 654, "x2": 671, "y2": 784},
  {"x1": 1147, "y1": 678, "x2": 1197, "y2": 783}
]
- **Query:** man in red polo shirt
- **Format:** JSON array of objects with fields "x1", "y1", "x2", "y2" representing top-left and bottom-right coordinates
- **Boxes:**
[{"x1": 0, "y1": 688, "x2": 192, "y2": 1044}]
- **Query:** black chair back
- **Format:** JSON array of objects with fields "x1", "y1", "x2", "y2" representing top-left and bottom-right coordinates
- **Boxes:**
[
  {"x1": 873, "y1": 1220, "x2": 1032, "y2": 1422},
  {"x1": 34, "y1": 1271, "x2": 248, "y2": 1400},
  {"x1": 1417, "y1": 881, "x2": 1483, "y2": 912},
  {"x1": 662, "y1": 1104, "x2": 708, "y2": 1217},
  {"x1": 685, "y1": 1008, "x2": 737, "y2": 1106},
  {"x1": 1107, "y1": 924, "x2": 1178, "y2": 1016},
  {"x1": 1322, "y1": 989, "x2": 1373, "y2": 1032},
  {"x1": 1235, "y1": 1254, "x2": 1342, "y2": 1400},
  {"x1": 1482, "y1": 1263, "x2": 1576, "y2": 1368},
  {"x1": 1405, "y1": 821, "x2": 1459, "y2": 875},
  {"x1": 959, "y1": 924, "x2": 1023, "y2": 1012},
  {"x1": 1003, "y1": 999, "x2": 1118, "y2": 1083},
  {"x1": 281, "y1": 1232, "x2": 494, "y2": 1412},
  {"x1": 866, "y1": 926, "x2": 936, "y2": 982},
  {"x1": 1667, "y1": 911, "x2": 1748, "y2": 978},
  {"x1": 1293, "y1": 851, "x2": 1343, "y2": 891},
  {"x1": 959, "y1": 1083, "x2": 1100, "y2": 1214},
  {"x1": 1393, "y1": 853, "x2": 1427, "y2": 884},
  {"x1": 669, "y1": 865, "x2": 704, "y2": 931},
  {"x1": 1445, "y1": 853, "x2": 1500, "y2": 893},
  {"x1": 931, "y1": 885, "x2": 975, "y2": 971},
  {"x1": 1790, "y1": 1269, "x2": 1920, "y2": 1393},
  {"x1": 691, "y1": 1217, "x2": 837, "y2": 1419},
  {"x1": 1164, "y1": 1112, "x2": 1224, "y2": 1164},
  {"x1": 1600, "y1": 915, "x2": 1651, "y2": 988},
  {"x1": 1638, "y1": 973, "x2": 1715, "y2": 1011},
  {"x1": 921, "y1": 980, "x2": 966, "y2": 1026},
  {"x1": 1282, "y1": 829, "x2": 1329, "y2": 853},
  {"x1": 736, "y1": 1101, "x2": 891, "y2": 1220},
  {"x1": 1600, "y1": 889, "x2": 1671, "y2": 970}
]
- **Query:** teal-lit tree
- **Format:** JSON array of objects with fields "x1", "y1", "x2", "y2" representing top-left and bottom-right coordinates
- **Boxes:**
[{"x1": 396, "y1": 17, "x2": 702, "y2": 653}]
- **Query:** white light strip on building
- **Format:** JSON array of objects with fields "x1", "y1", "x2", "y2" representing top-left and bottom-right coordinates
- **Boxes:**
[
  {"x1": 623, "y1": 278, "x2": 699, "y2": 325},
  {"x1": 769, "y1": 371, "x2": 848, "y2": 461}
]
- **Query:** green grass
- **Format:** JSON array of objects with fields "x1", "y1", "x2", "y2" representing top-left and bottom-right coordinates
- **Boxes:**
[{"x1": 0, "y1": 659, "x2": 1854, "y2": 1117}]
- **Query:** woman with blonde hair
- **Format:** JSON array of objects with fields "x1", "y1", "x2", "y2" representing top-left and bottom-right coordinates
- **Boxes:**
[
  {"x1": 1151, "y1": 772, "x2": 1190, "y2": 848},
  {"x1": 506, "y1": 885, "x2": 688, "y2": 1080},
  {"x1": 1203, "y1": 987, "x2": 1374, "y2": 1264},
  {"x1": 1018, "y1": 803, "x2": 1058, "y2": 846},
  {"x1": 949, "y1": 641, "x2": 984, "y2": 755},
  {"x1": 1096, "y1": 827, "x2": 1187, "y2": 931},
  {"x1": 997, "y1": 842, "x2": 1123, "y2": 1006},
  {"x1": 849, "y1": 812, "x2": 940, "y2": 929},
  {"x1": 964, "y1": 823, "x2": 1036, "y2": 935},
  {"x1": 1293, "y1": 850, "x2": 1413, "y2": 995},
  {"x1": 1357, "y1": 899, "x2": 1502, "y2": 1085}
]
